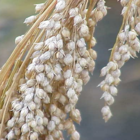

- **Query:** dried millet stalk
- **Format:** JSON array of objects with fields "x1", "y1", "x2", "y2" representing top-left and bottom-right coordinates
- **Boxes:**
[
  {"x1": 0, "y1": 0, "x2": 107, "y2": 139},
  {"x1": 99, "y1": 0, "x2": 140, "y2": 122}
]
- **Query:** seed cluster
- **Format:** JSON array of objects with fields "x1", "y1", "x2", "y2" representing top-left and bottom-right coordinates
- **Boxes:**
[
  {"x1": 99, "y1": 0, "x2": 140, "y2": 122},
  {"x1": 1, "y1": 0, "x2": 107, "y2": 139},
  {"x1": 2, "y1": 0, "x2": 139, "y2": 138}
]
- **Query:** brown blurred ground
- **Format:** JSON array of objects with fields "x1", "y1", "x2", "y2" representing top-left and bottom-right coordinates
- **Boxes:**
[{"x1": 0, "y1": 1, "x2": 140, "y2": 140}]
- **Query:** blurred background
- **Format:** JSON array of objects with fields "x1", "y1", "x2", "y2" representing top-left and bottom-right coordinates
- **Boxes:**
[{"x1": 0, "y1": 0, "x2": 140, "y2": 140}]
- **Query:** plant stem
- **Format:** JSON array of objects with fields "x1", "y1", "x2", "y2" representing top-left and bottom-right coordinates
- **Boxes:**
[
  {"x1": 0, "y1": 0, "x2": 57, "y2": 88},
  {"x1": 109, "y1": 0, "x2": 133, "y2": 61},
  {"x1": 86, "y1": 0, "x2": 98, "y2": 21}
]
